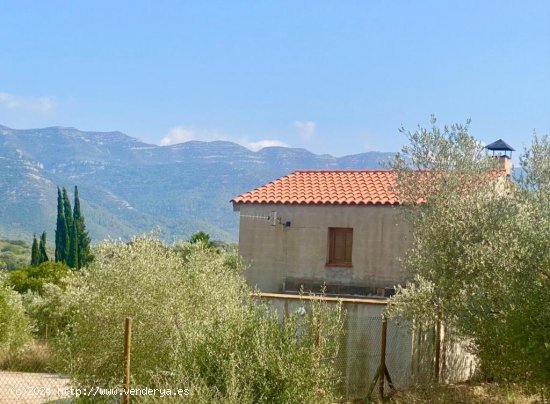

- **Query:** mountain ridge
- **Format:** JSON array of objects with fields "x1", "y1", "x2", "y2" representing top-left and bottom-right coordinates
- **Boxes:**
[{"x1": 0, "y1": 124, "x2": 395, "y2": 242}]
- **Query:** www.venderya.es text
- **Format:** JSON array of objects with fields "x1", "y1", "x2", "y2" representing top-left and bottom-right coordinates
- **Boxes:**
[{"x1": 12, "y1": 386, "x2": 190, "y2": 398}]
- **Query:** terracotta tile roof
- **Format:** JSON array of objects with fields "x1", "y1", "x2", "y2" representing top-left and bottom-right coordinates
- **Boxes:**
[{"x1": 231, "y1": 170, "x2": 400, "y2": 206}]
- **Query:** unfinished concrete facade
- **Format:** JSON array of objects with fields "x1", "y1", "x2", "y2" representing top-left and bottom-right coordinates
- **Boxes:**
[
  {"x1": 234, "y1": 203, "x2": 410, "y2": 294},
  {"x1": 232, "y1": 170, "x2": 411, "y2": 296}
]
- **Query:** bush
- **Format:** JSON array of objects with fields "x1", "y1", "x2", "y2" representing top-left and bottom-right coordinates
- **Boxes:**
[
  {"x1": 59, "y1": 236, "x2": 343, "y2": 403},
  {"x1": 188, "y1": 230, "x2": 214, "y2": 247},
  {"x1": 0, "y1": 340, "x2": 55, "y2": 373},
  {"x1": 5, "y1": 261, "x2": 72, "y2": 294},
  {"x1": 0, "y1": 283, "x2": 32, "y2": 354},
  {"x1": 22, "y1": 281, "x2": 80, "y2": 340}
]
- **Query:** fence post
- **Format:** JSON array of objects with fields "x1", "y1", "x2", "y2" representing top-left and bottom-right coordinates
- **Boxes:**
[
  {"x1": 123, "y1": 317, "x2": 132, "y2": 404},
  {"x1": 434, "y1": 318, "x2": 441, "y2": 383},
  {"x1": 367, "y1": 316, "x2": 394, "y2": 400},
  {"x1": 379, "y1": 317, "x2": 388, "y2": 400}
]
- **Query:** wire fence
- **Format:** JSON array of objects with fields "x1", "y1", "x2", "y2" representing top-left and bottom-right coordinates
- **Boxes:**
[
  {"x1": 0, "y1": 306, "x2": 474, "y2": 403},
  {"x1": 0, "y1": 333, "x2": 71, "y2": 404},
  {"x1": 329, "y1": 315, "x2": 413, "y2": 400}
]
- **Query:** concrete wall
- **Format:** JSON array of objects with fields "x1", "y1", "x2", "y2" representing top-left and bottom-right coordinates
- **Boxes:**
[
  {"x1": 255, "y1": 293, "x2": 409, "y2": 400},
  {"x1": 235, "y1": 203, "x2": 411, "y2": 293},
  {"x1": 255, "y1": 293, "x2": 478, "y2": 401}
]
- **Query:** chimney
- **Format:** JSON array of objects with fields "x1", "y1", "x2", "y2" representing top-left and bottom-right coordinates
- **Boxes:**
[{"x1": 485, "y1": 139, "x2": 514, "y2": 176}]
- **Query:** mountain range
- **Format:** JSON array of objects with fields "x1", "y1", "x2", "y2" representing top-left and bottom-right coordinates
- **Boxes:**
[{"x1": 0, "y1": 124, "x2": 394, "y2": 242}]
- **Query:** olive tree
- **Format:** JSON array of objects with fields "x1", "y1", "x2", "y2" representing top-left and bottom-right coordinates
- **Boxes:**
[
  {"x1": 0, "y1": 281, "x2": 32, "y2": 355},
  {"x1": 57, "y1": 236, "x2": 343, "y2": 403},
  {"x1": 386, "y1": 118, "x2": 550, "y2": 385}
]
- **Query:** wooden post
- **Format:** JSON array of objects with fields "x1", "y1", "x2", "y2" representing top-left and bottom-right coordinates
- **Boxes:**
[
  {"x1": 434, "y1": 319, "x2": 441, "y2": 383},
  {"x1": 415, "y1": 322, "x2": 422, "y2": 380},
  {"x1": 379, "y1": 317, "x2": 388, "y2": 400},
  {"x1": 44, "y1": 325, "x2": 48, "y2": 343},
  {"x1": 123, "y1": 317, "x2": 132, "y2": 404}
]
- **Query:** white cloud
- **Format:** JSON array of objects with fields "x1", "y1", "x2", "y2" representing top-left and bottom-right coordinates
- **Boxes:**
[
  {"x1": 241, "y1": 139, "x2": 289, "y2": 151},
  {"x1": 294, "y1": 120, "x2": 316, "y2": 140},
  {"x1": 160, "y1": 126, "x2": 289, "y2": 151},
  {"x1": 160, "y1": 126, "x2": 211, "y2": 146},
  {"x1": 0, "y1": 92, "x2": 56, "y2": 113}
]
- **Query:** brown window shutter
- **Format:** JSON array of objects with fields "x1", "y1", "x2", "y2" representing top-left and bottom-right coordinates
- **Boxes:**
[{"x1": 328, "y1": 228, "x2": 353, "y2": 266}]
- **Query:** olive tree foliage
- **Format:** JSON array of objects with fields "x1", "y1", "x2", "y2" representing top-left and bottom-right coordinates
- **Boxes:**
[
  {"x1": 22, "y1": 280, "x2": 80, "y2": 340},
  {"x1": 0, "y1": 276, "x2": 32, "y2": 354},
  {"x1": 385, "y1": 118, "x2": 550, "y2": 384},
  {"x1": 57, "y1": 236, "x2": 343, "y2": 403}
]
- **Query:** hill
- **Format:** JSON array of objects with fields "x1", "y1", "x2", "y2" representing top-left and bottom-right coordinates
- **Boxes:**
[
  {"x1": 0, "y1": 239, "x2": 32, "y2": 269},
  {"x1": 0, "y1": 124, "x2": 394, "y2": 242}
]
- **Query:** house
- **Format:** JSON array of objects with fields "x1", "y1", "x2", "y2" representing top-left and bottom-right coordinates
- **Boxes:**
[
  {"x1": 231, "y1": 170, "x2": 410, "y2": 297},
  {"x1": 231, "y1": 140, "x2": 514, "y2": 298}
]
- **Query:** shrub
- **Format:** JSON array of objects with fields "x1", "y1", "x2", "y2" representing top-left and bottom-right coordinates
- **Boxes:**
[
  {"x1": 188, "y1": 230, "x2": 214, "y2": 247},
  {"x1": 0, "y1": 340, "x2": 55, "y2": 373},
  {"x1": 0, "y1": 283, "x2": 32, "y2": 355},
  {"x1": 22, "y1": 280, "x2": 80, "y2": 340},
  {"x1": 5, "y1": 261, "x2": 72, "y2": 295},
  {"x1": 59, "y1": 236, "x2": 343, "y2": 403}
]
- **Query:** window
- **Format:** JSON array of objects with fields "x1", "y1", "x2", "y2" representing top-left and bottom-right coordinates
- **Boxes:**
[{"x1": 327, "y1": 227, "x2": 353, "y2": 266}]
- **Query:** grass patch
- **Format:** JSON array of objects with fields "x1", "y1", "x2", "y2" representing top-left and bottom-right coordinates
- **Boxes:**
[
  {"x1": 0, "y1": 239, "x2": 31, "y2": 270},
  {"x1": 0, "y1": 340, "x2": 58, "y2": 373},
  {"x1": 385, "y1": 382, "x2": 546, "y2": 404},
  {"x1": 0, "y1": 239, "x2": 54, "y2": 270}
]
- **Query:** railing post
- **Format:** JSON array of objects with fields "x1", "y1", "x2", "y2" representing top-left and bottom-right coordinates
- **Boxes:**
[{"x1": 123, "y1": 317, "x2": 132, "y2": 404}]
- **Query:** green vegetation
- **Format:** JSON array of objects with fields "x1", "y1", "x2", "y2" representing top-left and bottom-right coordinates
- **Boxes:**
[
  {"x1": 0, "y1": 281, "x2": 32, "y2": 353},
  {"x1": 73, "y1": 186, "x2": 92, "y2": 269},
  {"x1": 30, "y1": 232, "x2": 49, "y2": 266},
  {"x1": 5, "y1": 261, "x2": 71, "y2": 295},
  {"x1": 30, "y1": 235, "x2": 39, "y2": 267},
  {"x1": 2, "y1": 234, "x2": 343, "y2": 401},
  {"x1": 189, "y1": 230, "x2": 214, "y2": 247},
  {"x1": 0, "y1": 239, "x2": 38, "y2": 270},
  {"x1": 0, "y1": 340, "x2": 55, "y2": 373},
  {"x1": 39, "y1": 232, "x2": 49, "y2": 263},
  {"x1": 53, "y1": 236, "x2": 343, "y2": 403},
  {"x1": 55, "y1": 187, "x2": 68, "y2": 263},
  {"x1": 55, "y1": 185, "x2": 91, "y2": 269},
  {"x1": 387, "y1": 118, "x2": 550, "y2": 388}
]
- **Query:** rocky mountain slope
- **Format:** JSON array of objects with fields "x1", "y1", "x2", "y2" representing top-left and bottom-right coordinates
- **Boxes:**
[{"x1": 0, "y1": 124, "x2": 394, "y2": 242}]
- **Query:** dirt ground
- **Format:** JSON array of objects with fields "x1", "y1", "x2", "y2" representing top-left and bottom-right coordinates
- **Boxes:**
[
  {"x1": 385, "y1": 382, "x2": 546, "y2": 404},
  {"x1": 0, "y1": 371, "x2": 71, "y2": 404}
]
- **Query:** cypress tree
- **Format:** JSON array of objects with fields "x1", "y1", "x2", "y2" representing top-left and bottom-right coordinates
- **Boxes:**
[
  {"x1": 39, "y1": 231, "x2": 49, "y2": 264},
  {"x1": 73, "y1": 185, "x2": 81, "y2": 222},
  {"x1": 55, "y1": 187, "x2": 69, "y2": 263},
  {"x1": 63, "y1": 187, "x2": 78, "y2": 268},
  {"x1": 62, "y1": 187, "x2": 74, "y2": 232},
  {"x1": 73, "y1": 186, "x2": 91, "y2": 268},
  {"x1": 78, "y1": 225, "x2": 91, "y2": 268},
  {"x1": 31, "y1": 234, "x2": 40, "y2": 266},
  {"x1": 70, "y1": 220, "x2": 78, "y2": 269}
]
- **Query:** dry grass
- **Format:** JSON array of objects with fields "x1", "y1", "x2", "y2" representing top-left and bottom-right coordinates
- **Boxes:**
[
  {"x1": 385, "y1": 382, "x2": 547, "y2": 404},
  {"x1": 0, "y1": 340, "x2": 57, "y2": 373}
]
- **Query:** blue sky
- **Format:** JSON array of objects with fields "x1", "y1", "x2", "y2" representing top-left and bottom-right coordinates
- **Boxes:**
[{"x1": 1, "y1": 1, "x2": 549, "y2": 156}]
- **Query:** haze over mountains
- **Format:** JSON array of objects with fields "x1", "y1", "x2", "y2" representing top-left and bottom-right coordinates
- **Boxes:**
[{"x1": 0, "y1": 124, "x2": 394, "y2": 242}]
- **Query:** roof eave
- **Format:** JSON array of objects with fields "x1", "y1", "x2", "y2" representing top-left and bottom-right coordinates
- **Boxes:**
[{"x1": 231, "y1": 201, "x2": 401, "y2": 207}]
